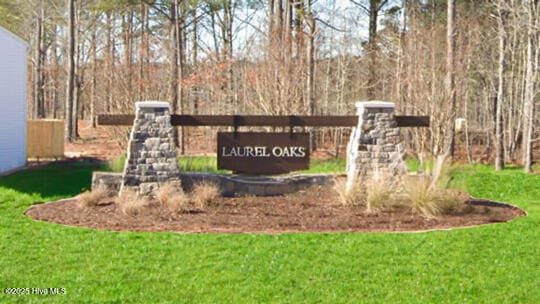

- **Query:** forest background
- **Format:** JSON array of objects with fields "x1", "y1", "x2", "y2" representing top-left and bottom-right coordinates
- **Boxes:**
[{"x1": 1, "y1": 0, "x2": 539, "y2": 172}]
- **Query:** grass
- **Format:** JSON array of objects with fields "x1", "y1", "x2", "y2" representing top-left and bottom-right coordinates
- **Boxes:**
[
  {"x1": 178, "y1": 156, "x2": 229, "y2": 174},
  {"x1": 107, "y1": 154, "x2": 126, "y2": 172},
  {"x1": 0, "y1": 163, "x2": 539, "y2": 303},
  {"x1": 107, "y1": 155, "x2": 346, "y2": 174}
]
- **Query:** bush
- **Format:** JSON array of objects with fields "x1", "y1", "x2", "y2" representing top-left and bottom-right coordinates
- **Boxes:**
[
  {"x1": 78, "y1": 185, "x2": 112, "y2": 208},
  {"x1": 117, "y1": 189, "x2": 148, "y2": 216},
  {"x1": 190, "y1": 181, "x2": 221, "y2": 208}
]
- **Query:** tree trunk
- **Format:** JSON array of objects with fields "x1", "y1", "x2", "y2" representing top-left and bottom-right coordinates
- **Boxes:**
[
  {"x1": 105, "y1": 12, "x2": 114, "y2": 112},
  {"x1": 170, "y1": 0, "x2": 183, "y2": 151},
  {"x1": 33, "y1": 1, "x2": 46, "y2": 119},
  {"x1": 192, "y1": 4, "x2": 199, "y2": 114},
  {"x1": 443, "y1": 0, "x2": 456, "y2": 160},
  {"x1": 495, "y1": 3, "x2": 506, "y2": 171},
  {"x1": 306, "y1": 0, "x2": 316, "y2": 151},
  {"x1": 90, "y1": 12, "x2": 98, "y2": 128},
  {"x1": 72, "y1": 1, "x2": 80, "y2": 138},
  {"x1": 65, "y1": 0, "x2": 76, "y2": 142},
  {"x1": 51, "y1": 25, "x2": 59, "y2": 119},
  {"x1": 522, "y1": 5, "x2": 536, "y2": 174},
  {"x1": 367, "y1": 0, "x2": 379, "y2": 100}
]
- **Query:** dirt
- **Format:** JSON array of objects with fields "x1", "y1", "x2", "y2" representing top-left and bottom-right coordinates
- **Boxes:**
[
  {"x1": 25, "y1": 185, "x2": 525, "y2": 234},
  {"x1": 64, "y1": 120, "x2": 124, "y2": 161}
]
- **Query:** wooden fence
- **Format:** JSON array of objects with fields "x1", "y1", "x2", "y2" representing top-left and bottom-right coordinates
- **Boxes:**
[{"x1": 27, "y1": 120, "x2": 64, "y2": 159}]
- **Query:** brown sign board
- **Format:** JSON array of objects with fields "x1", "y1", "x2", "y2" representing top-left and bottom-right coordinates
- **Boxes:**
[{"x1": 217, "y1": 132, "x2": 310, "y2": 174}]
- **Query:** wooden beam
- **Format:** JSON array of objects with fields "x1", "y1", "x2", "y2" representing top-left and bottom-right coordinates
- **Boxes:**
[
  {"x1": 97, "y1": 114, "x2": 430, "y2": 127},
  {"x1": 97, "y1": 114, "x2": 134, "y2": 126},
  {"x1": 395, "y1": 115, "x2": 430, "y2": 127},
  {"x1": 170, "y1": 115, "x2": 359, "y2": 127}
]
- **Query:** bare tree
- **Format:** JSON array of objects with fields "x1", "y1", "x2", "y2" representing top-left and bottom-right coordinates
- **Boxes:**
[{"x1": 351, "y1": 0, "x2": 390, "y2": 99}]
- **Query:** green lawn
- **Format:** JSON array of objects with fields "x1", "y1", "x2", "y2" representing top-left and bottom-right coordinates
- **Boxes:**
[
  {"x1": 0, "y1": 163, "x2": 539, "y2": 303},
  {"x1": 108, "y1": 155, "x2": 346, "y2": 174}
]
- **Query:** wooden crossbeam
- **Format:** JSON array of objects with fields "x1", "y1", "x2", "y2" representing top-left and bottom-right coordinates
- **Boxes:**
[
  {"x1": 170, "y1": 115, "x2": 360, "y2": 127},
  {"x1": 97, "y1": 114, "x2": 430, "y2": 128}
]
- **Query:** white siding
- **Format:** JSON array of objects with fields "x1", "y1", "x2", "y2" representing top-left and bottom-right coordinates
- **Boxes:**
[{"x1": 0, "y1": 27, "x2": 27, "y2": 174}]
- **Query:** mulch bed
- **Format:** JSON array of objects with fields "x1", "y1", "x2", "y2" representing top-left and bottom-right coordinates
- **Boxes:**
[{"x1": 25, "y1": 185, "x2": 525, "y2": 234}]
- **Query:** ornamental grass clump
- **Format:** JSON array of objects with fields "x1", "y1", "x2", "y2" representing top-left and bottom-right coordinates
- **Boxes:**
[
  {"x1": 334, "y1": 178, "x2": 366, "y2": 207},
  {"x1": 403, "y1": 176, "x2": 441, "y2": 218},
  {"x1": 77, "y1": 184, "x2": 112, "y2": 208},
  {"x1": 365, "y1": 174, "x2": 395, "y2": 212},
  {"x1": 117, "y1": 189, "x2": 148, "y2": 216},
  {"x1": 403, "y1": 175, "x2": 465, "y2": 218},
  {"x1": 190, "y1": 181, "x2": 221, "y2": 208},
  {"x1": 156, "y1": 182, "x2": 190, "y2": 213}
]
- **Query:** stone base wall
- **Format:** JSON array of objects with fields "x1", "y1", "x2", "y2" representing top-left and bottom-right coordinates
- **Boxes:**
[
  {"x1": 120, "y1": 101, "x2": 181, "y2": 195},
  {"x1": 347, "y1": 101, "x2": 407, "y2": 189},
  {"x1": 94, "y1": 171, "x2": 334, "y2": 197}
]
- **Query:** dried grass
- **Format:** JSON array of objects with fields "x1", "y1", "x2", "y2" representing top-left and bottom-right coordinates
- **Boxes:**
[
  {"x1": 334, "y1": 178, "x2": 366, "y2": 207},
  {"x1": 403, "y1": 176, "x2": 440, "y2": 218},
  {"x1": 403, "y1": 176, "x2": 464, "y2": 218},
  {"x1": 366, "y1": 175, "x2": 393, "y2": 212},
  {"x1": 78, "y1": 185, "x2": 112, "y2": 208},
  {"x1": 190, "y1": 181, "x2": 221, "y2": 208},
  {"x1": 117, "y1": 188, "x2": 148, "y2": 216},
  {"x1": 156, "y1": 182, "x2": 190, "y2": 213},
  {"x1": 435, "y1": 189, "x2": 464, "y2": 214}
]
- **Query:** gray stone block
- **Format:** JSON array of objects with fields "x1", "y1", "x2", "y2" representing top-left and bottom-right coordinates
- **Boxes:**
[{"x1": 92, "y1": 172, "x2": 122, "y2": 193}]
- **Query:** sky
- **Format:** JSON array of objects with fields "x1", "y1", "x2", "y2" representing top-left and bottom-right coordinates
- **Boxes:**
[{"x1": 336, "y1": 0, "x2": 353, "y2": 9}]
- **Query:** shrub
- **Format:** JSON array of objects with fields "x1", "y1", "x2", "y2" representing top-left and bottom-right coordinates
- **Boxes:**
[
  {"x1": 78, "y1": 185, "x2": 112, "y2": 208},
  {"x1": 190, "y1": 181, "x2": 221, "y2": 208},
  {"x1": 117, "y1": 189, "x2": 148, "y2": 216},
  {"x1": 156, "y1": 182, "x2": 190, "y2": 213}
]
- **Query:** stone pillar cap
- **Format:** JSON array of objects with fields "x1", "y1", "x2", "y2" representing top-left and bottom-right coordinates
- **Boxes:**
[
  {"x1": 355, "y1": 101, "x2": 395, "y2": 108},
  {"x1": 135, "y1": 101, "x2": 171, "y2": 109}
]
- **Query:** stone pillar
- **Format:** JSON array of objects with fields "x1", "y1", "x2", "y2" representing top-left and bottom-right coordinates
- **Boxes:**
[
  {"x1": 346, "y1": 101, "x2": 407, "y2": 190},
  {"x1": 120, "y1": 101, "x2": 180, "y2": 196}
]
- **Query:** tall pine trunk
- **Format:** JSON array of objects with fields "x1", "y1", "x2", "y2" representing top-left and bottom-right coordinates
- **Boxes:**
[{"x1": 65, "y1": 0, "x2": 76, "y2": 142}]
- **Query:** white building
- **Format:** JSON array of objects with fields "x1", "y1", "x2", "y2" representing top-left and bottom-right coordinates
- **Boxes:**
[{"x1": 0, "y1": 26, "x2": 28, "y2": 175}]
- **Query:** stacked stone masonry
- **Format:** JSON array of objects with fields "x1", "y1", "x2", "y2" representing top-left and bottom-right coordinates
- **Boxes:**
[
  {"x1": 121, "y1": 101, "x2": 180, "y2": 195},
  {"x1": 347, "y1": 101, "x2": 407, "y2": 189}
]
